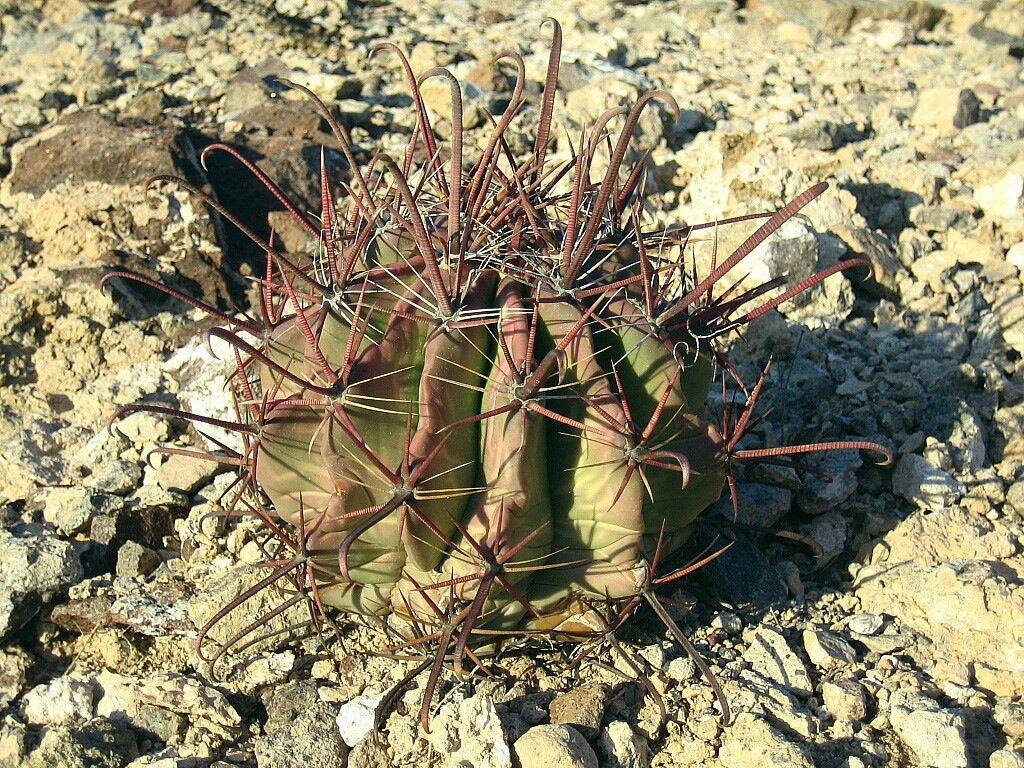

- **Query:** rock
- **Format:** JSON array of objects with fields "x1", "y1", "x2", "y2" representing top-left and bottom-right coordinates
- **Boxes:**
[
  {"x1": 25, "y1": 718, "x2": 139, "y2": 768},
  {"x1": 888, "y1": 692, "x2": 968, "y2": 768},
  {"x1": 22, "y1": 677, "x2": 96, "y2": 726},
  {"x1": 513, "y1": 725, "x2": 597, "y2": 768},
  {"x1": 742, "y1": 626, "x2": 812, "y2": 696},
  {"x1": 115, "y1": 541, "x2": 161, "y2": 578},
  {"x1": 975, "y1": 172, "x2": 1024, "y2": 221},
  {"x1": 43, "y1": 487, "x2": 121, "y2": 535},
  {"x1": 846, "y1": 613, "x2": 884, "y2": 635},
  {"x1": 0, "y1": 716, "x2": 28, "y2": 768},
  {"x1": 991, "y1": 750, "x2": 1024, "y2": 768},
  {"x1": 693, "y1": 528, "x2": 787, "y2": 609},
  {"x1": 549, "y1": 684, "x2": 609, "y2": 738},
  {"x1": 425, "y1": 692, "x2": 511, "y2": 768},
  {"x1": 95, "y1": 671, "x2": 241, "y2": 739},
  {"x1": 0, "y1": 648, "x2": 29, "y2": 709},
  {"x1": 911, "y1": 87, "x2": 981, "y2": 132},
  {"x1": 709, "y1": 483, "x2": 792, "y2": 528},
  {"x1": 855, "y1": 555, "x2": 1024, "y2": 687},
  {"x1": 154, "y1": 453, "x2": 220, "y2": 495},
  {"x1": 822, "y1": 680, "x2": 868, "y2": 722},
  {"x1": 892, "y1": 454, "x2": 965, "y2": 510},
  {"x1": 795, "y1": 450, "x2": 861, "y2": 514},
  {"x1": 802, "y1": 627, "x2": 857, "y2": 669},
  {"x1": 255, "y1": 681, "x2": 349, "y2": 768},
  {"x1": 335, "y1": 694, "x2": 382, "y2": 748},
  {"x1": 598, "y1": 721, "x2": 649, "y2": 768},
  {"x1": 718, "y1": 713, "x2": 813, "y2": 768},
  {"x1": 0, "y1": 523, "x2": 83, "y2": 638}
]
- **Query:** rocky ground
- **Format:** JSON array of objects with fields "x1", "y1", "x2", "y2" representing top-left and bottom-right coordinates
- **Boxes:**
[{"x1": 0, "y1": 0, "x2": 1022, "y2": 766}]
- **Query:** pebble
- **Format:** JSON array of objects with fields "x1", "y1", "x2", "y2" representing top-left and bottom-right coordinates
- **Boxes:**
[
  {"x1": 803, "y1": 627, "x2": 858, "y2": 669},
  {"x1": 513, "y1": 725, "x2": 598, "y2": 768}
]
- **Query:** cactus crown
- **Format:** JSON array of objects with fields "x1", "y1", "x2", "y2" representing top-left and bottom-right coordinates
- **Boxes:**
[{"x1": 104, "y1": 21, "x2": 891, "y2": 729}]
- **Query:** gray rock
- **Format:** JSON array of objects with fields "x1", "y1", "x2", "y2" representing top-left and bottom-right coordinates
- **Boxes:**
[
  {"x1": 0, "y1": 716, "x2": 28, "y2": 768},
  {"x1": 0, "y1": 523, "x2": 83, "y2": 638},
  {"x1": 335, "y1": 694, "x2": 382, "y2": 748},
  {"x1": 43, "y1": 488, "x2": 121, "y2": 535},
  {"x1": 115, "y1": 541, "x2": 161, "y2": 579},
  {"x1": 892, "y1": 454, "x2": 965, "y2": 511},
  {"x1": 549, "y1": 684, "x2": 609, "y2": 738},
  {"x1": 424, "y1": 692, "x2": 511, "y2": 768},
  {"x1": 0, "y1": 648, "x2": 29, "y2": 709},
  {"x1": 802, "y1": 626, "x2": 857, "y2": 669},
  {"x1": 912, "y1": 87, "x2": 981, "y2": 132},
  {"x1": 742, "y1": 626, "x2": 812, "y2": 696},
  {"x1": 22, "y1": 677, "x2": 96, "y2": 726},
  {"x1": 255, "y1": 681, "x2": 349, "y2": 768},
  {"x1": 889, "y1": 693, "x2": 968, "y2": 768},
  {"x1": 25, "y1": 718, "x2": 138, "y2": 768},
  {"x1": 513, "y1": 725, "x2": 597, "y2": 768},
  {"x1": 822, "y1": 680, "x2": 868, "y2": 722},
  {"x1": 795, "y1": 450, "x2": 861, "y2": 515},
  {"x1": 710, "y1": 483, "x2": 792, "y2": 528},
  {"x1": 598, "y1": 721, "x2": 649, "y2": 768}
]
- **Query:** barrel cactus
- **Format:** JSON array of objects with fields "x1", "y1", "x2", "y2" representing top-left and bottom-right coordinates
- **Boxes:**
[{"x1": 104, "y1": 22, "x2": 891, "y2": 727}]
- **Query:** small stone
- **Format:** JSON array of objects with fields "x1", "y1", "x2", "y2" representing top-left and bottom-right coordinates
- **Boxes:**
[
  {"x1": 513, "y1": 725, "x2": 598, "y2": 768},
  {"x1": 43, "y1": 488, "x2": 120, "y2": 535},
  {"x1": 87, "y1": 460, "x2": 142, "y2": 495},
  {"x1": 256, "y1": 681, "x2": 349, "y2": 768},
  {"x1": 154, "y1": 453, "x2": 220, "y2": 495},
  {"x1": 424, "y1": 692, "x2": 511, "y2": 768},
  {"x1": 115, "y1": 541, "x2": 161, "y2": 578},
  {"x1": 742, "y1": 626, "x2": 812, "y2": 696},
  {"x1": 711, "y1": 612, "x2": 743, "y2": 634},
  {"x1": 822, "y1": 680, "x2": 868, "y2": 722},
  {"x1": 893, "y1": 454, "x2": 965, "y2": 511},
  {"x1": 0, "y1": 716, "x2": 28, "y2": 768},
  {"x1": 598, "y1": 721, "x2": 649, "y2": 768},
  {"x1": 718, "y1": 713, "x2": 813, "y2": 768},
  {"x1": 0, "y1": 648, "x2": 29, "y2": 709},
  {"x1": 0, "y1": 523, "x2": 84, "y2": 638},
  {"x1": 802, "y1": 627, "x2": 857, "y2": 669},
  {"x1": 846, "y1": 613, "x2": 883, "y2": 635},
  {"x1": 975, "y1": 173, "x2": 1024, "y2": 221},
  {"x1": 665, "y1": 656, "x2": 697, "y2": 683},
  {"x1": 335, "y1": 694, "x2": 383, "y2": 748},
  {"x1": 911, "y1": 87, "x2": 981, "y2": 131},
  {"x1": 889, "y1": 693, "x2": 968, "y2": 768},
  {"x1": 990, "y1": 750, "x2": 1024, "y2": 768},
  {"x1": 549, "y1": 684, "x2": 609, "y2": 738},
  {"x1": 22, "y1": 677, "x2": 96, "y2": 726},
  {"x1": 25, "y1": 718, "x2": 139, "y2": 768}
]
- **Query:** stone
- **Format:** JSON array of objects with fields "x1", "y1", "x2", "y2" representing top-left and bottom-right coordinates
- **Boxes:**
[
  {"x1": 115, "y1": 541, "x2": 161, "y2": 578},
  {"x1": 43, "y1": 487, "x2": 121, "y2": 535},
  {"x1": 709, "y1": 483, "x2": 792, "y2": 528},
  {"x1": 335, "y1": 694, "x2": 382, "y2": 748},
  {"x1": 0, "y1": 716, "x2": 28, "y2": 768},
  {"x1": 425, "y1": 692, "x2": 512, "y2": 768},
  {"x1": 22, "y1": 676, "x2": 96, "y2": 726},
  {"x1": 255, "y1": 681, "x2": 349, "y2": 768},
  {"x1": 693, "y1": 528, "x2": 787, "y2": 609},
  {"x1": 892, "y1": 454, "x2": 965, "y2": 511},
  {"x1": 822, "y1": 680, "x2": 868, "y2": 722},
  {"x1": 975, "y1": 173, "x2": 1024, "y2": 221},
  {"x1": 0, "y1": 523, "x2": 83, "y2": 638},
  {"x1": 795, "y1": 450, "x2": 861, "y2": 515},
  {"x1": 0, "y1": 648, "x2": 29, "y2": 709},
  {"x1": 846, "y1": 613, "x2": 883, "y2": 635},
  {"x1": 25, "y1": 718, "x2": 139, "y2": 768},
  {"x1": 888, "y1": 693, "x2": 968, "y2": 768},
  {"x1": 95, "y1": 671, "x2": 241, "y2": 739},
  {"x1": 598, "y1": 721, "x2": 649, "y2": 768},
  {"x1": 742, "y1": 626, "x2": 812, "y2": 696},
  {"x1": 802, "y1": 627, "x2": 857, "y2": 669},
  {"x1": 154, "y1": 453, "x2": 220, "y2": 495},
  {"x1": 718, "y1": 713, "x2": 813, "y2": 768},
  {"x1": 549, "y1": 684, "x2": 609, "y2": 738},
  {"x1": 991, "y1": 751, "x2": 1024, "y2": 768},
  {"x1": 513, "y1": 725, "x2": 597, "y2": 768},
  {"x1": 911, "y1": 87, "x2": 981, "y2": 132}
]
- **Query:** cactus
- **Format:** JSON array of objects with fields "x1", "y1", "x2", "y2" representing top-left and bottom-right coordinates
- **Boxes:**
[{"x1": 104, "y1": 22, "x2": 891, "y2": 728}]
